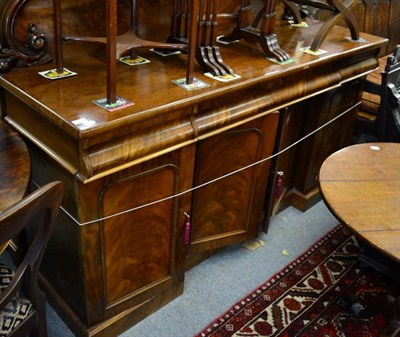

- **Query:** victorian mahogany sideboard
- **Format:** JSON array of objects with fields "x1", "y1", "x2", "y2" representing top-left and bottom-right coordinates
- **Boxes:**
[{"x1": 0, "y1": 1, "x2": 386, "y2": 336}]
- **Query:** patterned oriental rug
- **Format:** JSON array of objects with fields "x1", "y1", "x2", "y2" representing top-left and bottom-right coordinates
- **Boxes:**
[{"x1": 195, "y1": 224, "x2": 399, "y2": 337}]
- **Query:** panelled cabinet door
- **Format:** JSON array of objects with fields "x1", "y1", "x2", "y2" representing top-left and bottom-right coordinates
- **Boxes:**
[
  {"x1": 188, "y1": 112, "x2": 279, "y2": 254},
  {"x1": 53, "y1": 145, "x2": 197, "y2": 327},
  {"x1": 99, "y1": 167, "x2": 181, "y2": 305},
  {"x1": 268, "y1": 81, "x2": 361, "y2": 214},
  {"x1": 291, "y1": 81, "x2": 360, "y2": 209}
]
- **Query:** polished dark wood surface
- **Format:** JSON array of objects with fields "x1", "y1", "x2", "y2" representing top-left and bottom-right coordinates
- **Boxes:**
[
  {"x1": 1, "y1": 19, "x2": 386, "y2": 181},
  {"x1": 319, "y1": 142, "x2": 400, "y2": 261},
  {"x1": 267, "y1": 79, "x2": 362, "y2": 218},
  {"x1": 190, "y1": 113, "x2": 278, "y2": 253},
  {"x1": 0, "y1": 120, "x2": 30, "y2": 211}
]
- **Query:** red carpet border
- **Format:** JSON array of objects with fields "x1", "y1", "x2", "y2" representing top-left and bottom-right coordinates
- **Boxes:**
[{"x1": 195, "y1": 224, "x2": 399, "y2": 337}]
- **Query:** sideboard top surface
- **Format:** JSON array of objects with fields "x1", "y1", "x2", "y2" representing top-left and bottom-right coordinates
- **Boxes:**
[
  {"x1": 1, "y1": 19, "x2": 386, "y2": 132},
  {"x1": 0, "y1": 18, "x2": 387, "y2": 180}
]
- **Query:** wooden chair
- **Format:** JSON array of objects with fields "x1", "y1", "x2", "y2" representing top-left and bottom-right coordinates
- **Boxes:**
[
  {"x1": 361, "y1": 45, "x2": 400, "y2": 142},
  {"x1": 377, "y1": 45, "x2": 400, "y2": 142},
  {"x1": 0, "y1": 181, "x2": 64, "y2": 337}
]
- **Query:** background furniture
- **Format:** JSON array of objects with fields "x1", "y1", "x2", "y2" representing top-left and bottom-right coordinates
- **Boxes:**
[
  {"x1": 0, "y1": 1, "x2": 387, "y2": 336},
  {"x1": 52, "y1": 0, "x2": 189, "y2": 103},
  {"x1": 283, "y1": 0, "x2": 360, "y2": 51},
  {"x1": 307, "y1": 0, "x2": 400, "y2": 57},
  {"x1": 355, "y1": 45, "x2": 400, "y2": 143},
  {"x1": 358, "y1": 54, "x2": 389, "y2": 122},
  {"x1": 265, "y1": 81, "x2": 362, "y2": 216},
  {"x1": 0, "y1": 181, "x2": 64, "y2": 337},
  {"x1": 377, "y1": 46, "x2": 400, "y2": 142},
  {"x1": 217, "y1": 0, "x2": 291, "y2": 62},
  {"x1": 270, "y1": 0, "x2": 400, "y2": 213}
]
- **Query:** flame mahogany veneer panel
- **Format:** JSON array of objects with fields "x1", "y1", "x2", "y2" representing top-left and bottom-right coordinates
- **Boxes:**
[
  {"x1": 101, "y1": 167, "x2": 175, "y2": 305},
  {"x1": 191, "y1": 114, "x2": 279, "y2": 253}
]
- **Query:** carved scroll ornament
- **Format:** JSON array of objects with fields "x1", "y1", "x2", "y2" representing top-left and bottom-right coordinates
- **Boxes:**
[{"x1": 0, "y1": 0, "x2": 50, "y2": 73}]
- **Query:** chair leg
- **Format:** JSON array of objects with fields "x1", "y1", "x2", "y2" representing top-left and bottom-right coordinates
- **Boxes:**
[
  {"x1": 36, "y1": 294, "x2": 48, "y2": 337},
  {"x1": 29, "y1": 286, "x2": 48, "y2": 337}
]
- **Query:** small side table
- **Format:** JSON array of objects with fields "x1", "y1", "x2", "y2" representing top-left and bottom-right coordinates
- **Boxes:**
[{"x1": 0, "y1": 120, "x2": 31, "y2": 254}]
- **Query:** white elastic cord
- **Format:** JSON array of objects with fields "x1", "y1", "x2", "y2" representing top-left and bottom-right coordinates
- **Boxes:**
[{"x1": 36, "y1": 104, "x2": 356, "y2": 226}]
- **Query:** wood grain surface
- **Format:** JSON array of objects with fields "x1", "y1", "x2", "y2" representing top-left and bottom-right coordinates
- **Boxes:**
[
  {"x1": 319, "y1": 142, "x2": 400, "y2": 261},
  {"x1": 0, "y1": 120, "x2": 30, "y2": 211}
]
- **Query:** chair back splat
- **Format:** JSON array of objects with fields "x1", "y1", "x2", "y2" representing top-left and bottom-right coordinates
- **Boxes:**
[{"x1": 380, "y1": 45, "x2": 400, "y2": 142}]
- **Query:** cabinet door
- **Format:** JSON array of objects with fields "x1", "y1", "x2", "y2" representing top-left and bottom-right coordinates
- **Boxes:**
[
  {"x1": 38, "y1": 145, "x2": 196, "y2": 328},
  {"x1": 266, "y1": 81, "x2": 360, "y2": 216},
  {"x1": 189, "y1": 112, "x2": 279, "y2": 254}
]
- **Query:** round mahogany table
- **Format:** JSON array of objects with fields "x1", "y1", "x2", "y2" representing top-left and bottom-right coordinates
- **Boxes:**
[
  {"x1": 0, "y1": 120, "x2": 31, "y2": 211},
  {"x1": 0, "y1": 120, "x2": 31, "y2": 254},
  {"x1": 319, "y1": 142, "x2": 400, "y2": 262}
]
